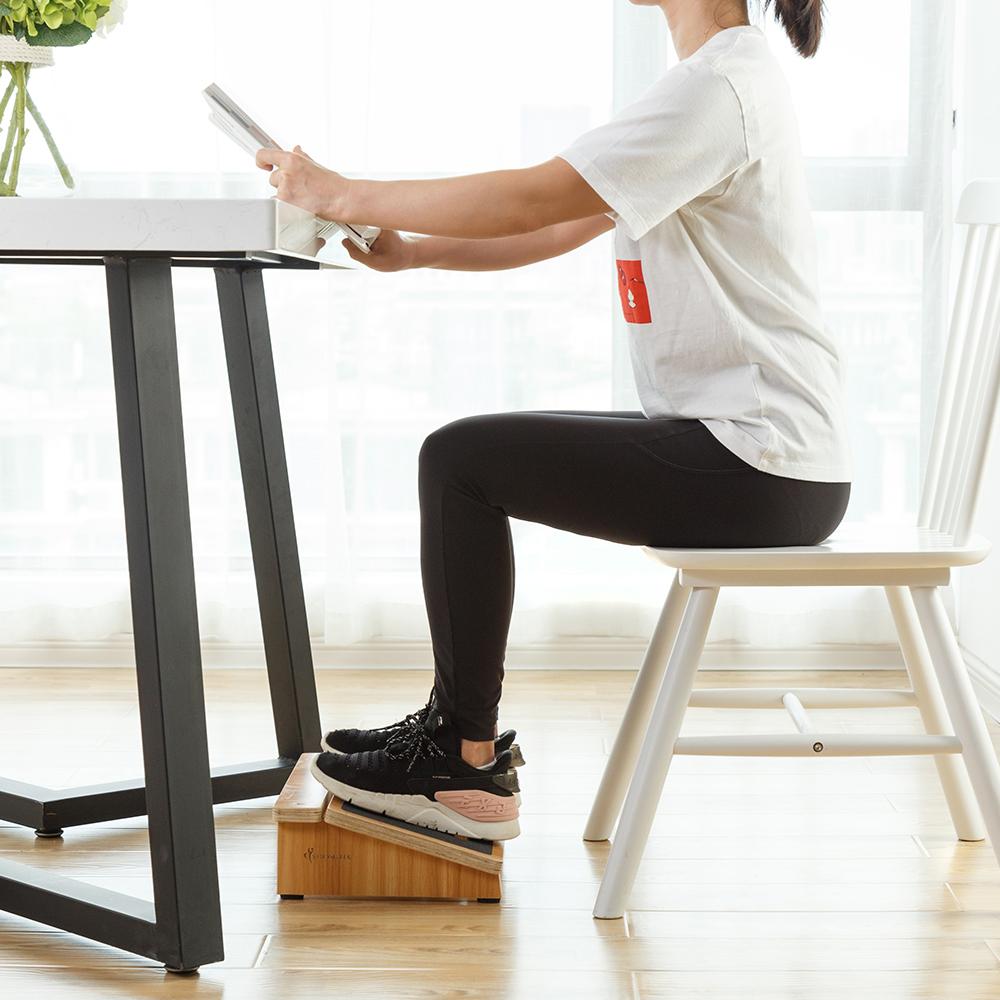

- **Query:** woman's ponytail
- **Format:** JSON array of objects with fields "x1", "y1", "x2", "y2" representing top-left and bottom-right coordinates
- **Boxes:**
[{"x1": 764, "y1": 0, "x2": 824, "y2": 58}]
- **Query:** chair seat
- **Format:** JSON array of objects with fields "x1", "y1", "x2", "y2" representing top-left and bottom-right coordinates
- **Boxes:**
[{"x1": 643, "y1": 522, "x2": 992, "y2": 571}]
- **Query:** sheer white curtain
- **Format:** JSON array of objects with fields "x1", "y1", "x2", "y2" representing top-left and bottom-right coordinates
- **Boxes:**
[{"x1": 0, "y1": 1, "x2": 955, "y2": 665}]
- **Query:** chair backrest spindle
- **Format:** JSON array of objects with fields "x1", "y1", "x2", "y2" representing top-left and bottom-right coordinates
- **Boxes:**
[
  {"x1": 918, "y1": 182, "x2": 1000, "y2": 546},
  {"x1": 919, "y1": 223, "x2": 983, "y2": 529},
  {"x1": 940, "y1": 229, "x2": 1000, "y2": 533},
  {"x1": 947, "y1": 261, "x2": 1000, "y2": 536},
  {"x1": 926, "y1": 225, "x2": 998, "y2": 530}
]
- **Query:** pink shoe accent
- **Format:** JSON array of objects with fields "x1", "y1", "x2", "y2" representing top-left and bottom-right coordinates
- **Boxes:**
[{"x1": 434, "y1": 789, "x2": 519, "y2": 821}]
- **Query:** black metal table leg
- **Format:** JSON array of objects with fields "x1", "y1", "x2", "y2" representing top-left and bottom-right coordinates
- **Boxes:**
[
  {"x1": 0, "y1": 260, "x2": 315, "y2": 841},
  {"x1": 0, "y1": 257, "x2": 223, "y2": 970},
  {"x1": 215, "y1": 265, "x2": 321, "y2": 758},
  {"x1": 0, "y1": 253, "x2": 324, "y2": 969},
  {"x1": 105, "y1": 256, "x2": 223, "y2": 970}
]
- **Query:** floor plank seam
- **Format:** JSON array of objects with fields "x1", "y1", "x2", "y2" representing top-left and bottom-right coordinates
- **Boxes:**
[{"x1": 945, "y1": 882, "x2": 965, "y2": 911}]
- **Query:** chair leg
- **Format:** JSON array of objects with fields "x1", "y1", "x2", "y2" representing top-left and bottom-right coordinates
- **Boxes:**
[
  {"x1": 884, "y1": 586, "x2": 984, "y2": 841},
  {"x1": 910, "y1": 585, "x2": 1000, "y2": 868},
  {"x1": 593, "y1": 585, "x2": 719, "y2": 919},
  {"x1": 584, "y1": 572, "x2": 690, "y2": 842}
]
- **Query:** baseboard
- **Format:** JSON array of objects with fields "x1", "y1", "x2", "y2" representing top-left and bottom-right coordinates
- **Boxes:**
[
  {"x1": 964, "y1": 644, "x2": 1000, "y2": 723},
  {"x1": 0, "y1": 639, "x2": 905, "y2": 670}
]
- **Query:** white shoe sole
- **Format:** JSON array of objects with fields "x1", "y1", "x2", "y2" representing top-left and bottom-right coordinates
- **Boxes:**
[{"x1": 309, "y1": 757, "x2": 521, "y2": 841}]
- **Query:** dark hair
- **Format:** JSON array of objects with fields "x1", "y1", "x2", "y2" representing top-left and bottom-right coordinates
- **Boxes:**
[{"x1": 764, "y1": 0, "x2": 824, "y2": 58}]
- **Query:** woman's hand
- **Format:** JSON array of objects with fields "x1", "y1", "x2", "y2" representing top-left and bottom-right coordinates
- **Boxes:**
[
  {"x1": 341, "y1": 229, "x2": 419, "y2": 272},
  {"x1": 255, "y1": 145, "x2": 347, "y2": 220}
]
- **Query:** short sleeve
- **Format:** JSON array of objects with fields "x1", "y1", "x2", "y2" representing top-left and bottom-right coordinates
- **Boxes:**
[{"x1": 557, "y1": 62, "x2": 750, "y2": 242}]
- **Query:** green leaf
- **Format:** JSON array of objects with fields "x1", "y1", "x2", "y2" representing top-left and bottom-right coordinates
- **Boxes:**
[{"x1": 26, "y1": 20, "x2": 92, "y2": 46}]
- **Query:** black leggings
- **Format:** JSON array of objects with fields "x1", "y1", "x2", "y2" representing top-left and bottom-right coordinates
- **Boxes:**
[{"x1": 418, "y1": 410, "x2": 851, "y2": 741}]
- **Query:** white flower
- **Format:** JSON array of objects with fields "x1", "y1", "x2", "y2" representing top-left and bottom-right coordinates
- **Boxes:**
[{"x1": 95, "y1": 0, "x2": 128, "y2": 38}]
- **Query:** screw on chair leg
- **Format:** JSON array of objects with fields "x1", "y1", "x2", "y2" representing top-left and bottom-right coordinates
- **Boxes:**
[
  {"x1": 594, "y1": 585, "x2": 719, "y2": 919},
  {"x1": 34, "y1": 828, "x2": 63, "y2": 839}
]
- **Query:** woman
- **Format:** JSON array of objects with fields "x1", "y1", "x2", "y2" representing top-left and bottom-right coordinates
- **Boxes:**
[{"x1": 258, "y1": 0, "x2": 850, "y2": 842}]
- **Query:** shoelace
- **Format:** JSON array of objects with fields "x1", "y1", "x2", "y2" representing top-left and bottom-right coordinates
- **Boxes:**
[
  {"x1": 374, "y1": 687, "x2": 435, "y2": 736},
  {"x1": 384, "y1": 722, "x2": 448, "y2": 773}
]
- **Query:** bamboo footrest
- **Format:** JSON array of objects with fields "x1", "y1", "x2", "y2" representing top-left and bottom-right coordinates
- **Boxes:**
[{"x1": 273, "y1": 754, "x2": 503, "y2": 902}]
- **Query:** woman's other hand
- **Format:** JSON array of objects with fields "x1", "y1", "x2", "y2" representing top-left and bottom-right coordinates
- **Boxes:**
[
  {"x1": 341, "y1": 229, "x2": 418, "y2": 272},
  {"x1": 255, "y1": 144, "x2": 346, "y2": 219}
]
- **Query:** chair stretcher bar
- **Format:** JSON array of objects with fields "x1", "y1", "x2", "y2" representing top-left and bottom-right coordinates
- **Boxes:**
[
  {"x1": 673, "y1": 733, "x2": 961, "y2": 757},
  {"x1": 687, "y1": 687, "x2": 919, "y2": 709}
]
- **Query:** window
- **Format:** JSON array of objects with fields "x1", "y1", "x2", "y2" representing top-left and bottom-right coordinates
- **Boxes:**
[
  {"x1": 0, "y1": 2, "x2": 956, "y2": 656},
  {"x1": 0, "y1": 2, "x2": 621, "y2": 651}
]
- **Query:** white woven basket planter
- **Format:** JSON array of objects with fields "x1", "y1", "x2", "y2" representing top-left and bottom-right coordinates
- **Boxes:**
[{"x1": 0, "y1": 36, "x2": 54, "y2": 67}]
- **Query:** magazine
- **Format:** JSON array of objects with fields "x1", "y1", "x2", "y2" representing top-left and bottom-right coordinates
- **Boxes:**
[{"x1": 203, "y1": 82, "x2": 381, "y2": 254}]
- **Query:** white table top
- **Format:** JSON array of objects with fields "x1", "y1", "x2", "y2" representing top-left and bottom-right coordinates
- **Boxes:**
[{"x1": 0, "y1": 198, "x2": 349, "y2": 266}]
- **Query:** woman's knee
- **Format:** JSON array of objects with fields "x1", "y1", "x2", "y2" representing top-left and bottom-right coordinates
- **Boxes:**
[{"x1": 418, "y1": 413, "x2": 500, "y2": 486}]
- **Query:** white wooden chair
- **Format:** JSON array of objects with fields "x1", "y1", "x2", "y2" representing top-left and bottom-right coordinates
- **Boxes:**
[{"x1": 587, "y1": 179, "x2": 1000, "y2": 920}]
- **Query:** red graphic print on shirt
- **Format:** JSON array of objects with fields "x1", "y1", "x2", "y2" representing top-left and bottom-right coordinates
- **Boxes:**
[{"x1": 616, "y1": 259, "x2": 652, "y2": 324}]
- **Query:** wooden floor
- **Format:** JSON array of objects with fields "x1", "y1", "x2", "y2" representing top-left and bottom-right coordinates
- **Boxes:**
[{"x1": 3, "y1": 667, "x2": 1000, "y2": 998}]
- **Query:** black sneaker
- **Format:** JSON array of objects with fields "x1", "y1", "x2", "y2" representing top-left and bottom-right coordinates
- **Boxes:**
[
  {"x1": 310, "y1": 713, "x2": 521, "y2": 841},
  {"x1": 320, "y1": 689, "x2": 526, "y2": 767}
]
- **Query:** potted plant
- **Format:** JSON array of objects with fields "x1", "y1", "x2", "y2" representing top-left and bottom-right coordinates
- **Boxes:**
[{"x1": 0, "y1": 0, "x2": 126, "y2": 196}]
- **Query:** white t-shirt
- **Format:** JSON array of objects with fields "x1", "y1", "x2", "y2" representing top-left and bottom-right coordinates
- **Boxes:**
[{"x1": 557, "y1": 24, "x2": 852, "y2": 483}]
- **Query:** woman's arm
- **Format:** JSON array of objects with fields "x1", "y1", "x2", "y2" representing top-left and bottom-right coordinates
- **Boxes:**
[
  {"x1": 346, "y1": 214, "x2": 615, "y2": 273},
  {"x1": 256, "y1": 148, "x2": 611, "y2": 239},
  {"x1": 419, "y1": 214, "x2": 615, "y2": 269}
]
